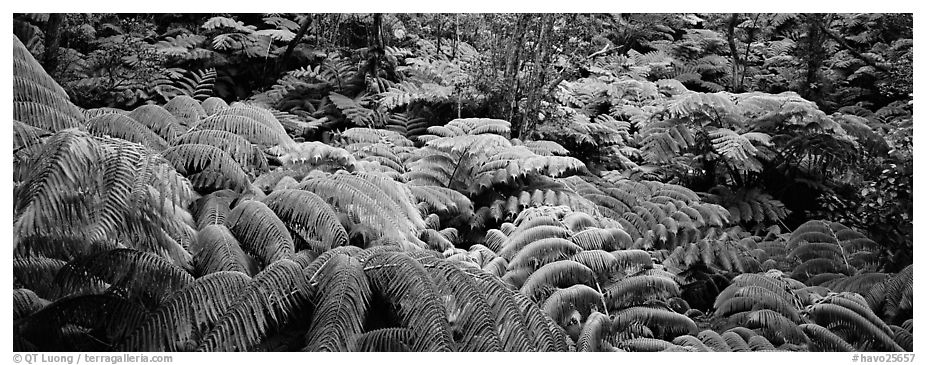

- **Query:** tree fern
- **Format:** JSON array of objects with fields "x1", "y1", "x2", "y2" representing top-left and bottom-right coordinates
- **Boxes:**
[
  {"x1": 53, "y1": 249, "x2": 193, "y2": 308},
  {"x1": 806, "y1": 303, "x2": 903, "y2": 351},
  {"x1": 86, "y1": 113, "x2": 169, "y2": 151},
  {"x1": 162, "y1": 143, "x2": 251, "y2": 192},
  {"x1": 18, "y1": 294, "x2": 149, "y2": 351},
  {"x1": 197, "y1": 259, "x2": 308, "y2": 351},
  {"x1": 362, "y1": 252, "x2": 453, "y2": 351},
  {"x1": 128, "y1": 105, "x2": 187, "y2": 142},
  {"x1": 15, "y1": 130, "x2": 196, "y2": 267},
  {"x1": 415, "y1": 255, "x2": 503, "y2": 351},
  {"x1": 262, "y1": 189, "x2": 348, "y2": 251},
  {"x1": 612, "y1": 306, "x2": 698, "y2": 339},
  {"x1": 14, "y1": 256, "x2": 67, "y2": 299},
  {"x1": 13, "y1": 35, "x2": 84, "y2": 131},
  {"x1": 304, "y1": 254, "x2": 371, "y2": 351},
  {"x1": 119, "y1": 271, "x2": 251, "y2": 351},
  {"x1": 224, "y1": 200, "x2": 295, "y2": 266},
  {"x1": 191, "y1": 225, "x2": 255, "y2": 277}
]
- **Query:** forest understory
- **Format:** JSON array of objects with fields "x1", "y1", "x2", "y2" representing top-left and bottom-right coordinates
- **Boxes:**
[{"x1": 11, "y1": 13, "x2": 913, "y2": 352}]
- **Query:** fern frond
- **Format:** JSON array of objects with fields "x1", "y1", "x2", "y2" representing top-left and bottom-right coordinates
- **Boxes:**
[
  {"x1": 262, "y1": 189, "x2": 348, "y2": 252},
  {"x1": 541, "y1": 284, "x2": 602, "y2": 327},
  {"x1": 304, "y1": 254, "x2": 371, "y2": 351},
  {"x1": 164, "y1": 95, "x2": 208, "y2": 126},
  {"x1": 362, "y1": 252, "x2": 453, "y2": 351},
  {"x1": 799, "y1": 323, "x2": 856, "y2": 352},
  {"x1": 612, "y1": 306, "x2": 698, "y2": 339},
  {"x1": 162, "y1": 144, "x2": 251, "y2": 191},
  {"x1": 119, "y1": 271, "x2": 250, "y2": 351},
  {"x1": 201, "y1": 97, "x2": 229, "y2": 115},
  {"x1": 415, "y1": 256, "x2": 503, "y2": 351},
  {"x1": 19, "y1": 294, "x2": 148, "y2": 351},
  {"x1": 87, "y1": 114, "x2": 169, "y2": 151},
  {"x1": 604, "y1": 274, "x2": 679, "y2": 309},
  {"x1": 191, "y1": 225, "x2": 254, "y2": 276},
  {"x1": 806, "y1": 303, "x2": 902, "y2": 351},
  {"x1": 577, "y1": 311, "x2": 611, "y2": 352},
  {"x1": 347, "y1": 328, "x2": 416, "y2": 351},
  {"x1": 128, "y1": 105, "x2": 187, "y2": 142},
  {"x1": 53, "y1": 249, "x2": 193, "y2": 308},
  {"x1": 14, "y1": 256, "x2": 67, "y2": 299},
  {"x1": 520, "y1": 260, "x2": 597, "y2": 301},
  {"x1": 13, "y1": 288, "x2": 50, "y2": 320},
  {"x1": 197, "y1": 259, "x2": 308, "y2": 351},
  {"x1": 224, "y1": 200, "x2": 295, "y2": 265}
]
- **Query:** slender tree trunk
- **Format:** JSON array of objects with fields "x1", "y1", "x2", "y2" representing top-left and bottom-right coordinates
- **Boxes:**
[
  {"x1": 517, "y1": 14, "x2": 556, "y2": 140},
  {"x1": 42, "y1": 13, "x2": 64, "y2": 75},
  {"x1": 802, "y1": 14, "x2": 826, "y2": 102},
  {"x1": 726, "y1": 13, "x2": 741, "y2": 92},
  {"x1": 282, "y1": 15, "x2": 313, "y2": 64},
  {"x1": 503, "y1": 14, "x2": 529, "y2": 126}
]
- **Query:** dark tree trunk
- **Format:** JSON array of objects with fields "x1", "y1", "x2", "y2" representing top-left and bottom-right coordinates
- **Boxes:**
[{"x1": 41, "y1": 13, "x2": 64, "y2": 75}]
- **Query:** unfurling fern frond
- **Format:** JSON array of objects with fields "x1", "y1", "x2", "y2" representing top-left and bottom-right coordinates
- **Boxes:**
[
  {"x1": 197, "y1": 259, "x2": 308, "y2": 351},
  {"x1": 224, "y1": 200, "x2": 295, "y2": 266},
  {"x1": 119, "y1": 271, "x2": 251, "y2": 351},
  {"x1": 262, "y1": 189, "x2": 348, "y2": 251}
]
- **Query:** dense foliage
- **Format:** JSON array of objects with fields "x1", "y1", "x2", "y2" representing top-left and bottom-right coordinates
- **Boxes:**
[{"x1": 12, "y1": 13, "x2": 912, "y2": 352}]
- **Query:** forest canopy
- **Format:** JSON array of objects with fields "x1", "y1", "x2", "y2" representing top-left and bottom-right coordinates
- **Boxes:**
[{"x1": 12, "y1": 13, "x2": 913, "y2": 352}]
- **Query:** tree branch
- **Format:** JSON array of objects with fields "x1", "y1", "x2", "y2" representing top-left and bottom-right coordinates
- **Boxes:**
[{"x1": 815, "y1": 21, "x2": 891, "y2": 73}]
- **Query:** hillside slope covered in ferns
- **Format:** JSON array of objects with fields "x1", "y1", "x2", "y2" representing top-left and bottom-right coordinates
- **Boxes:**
[{"x1": 12, "y1": 13, "x2": 913, "y2": 352}]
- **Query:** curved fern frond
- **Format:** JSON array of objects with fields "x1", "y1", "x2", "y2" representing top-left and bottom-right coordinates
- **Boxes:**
[
  {"x1": 224, "y1": 200, "x2": 295, "y2": 265},
  {"x1": 304, "y1": 254, "x2": 371, "y2": 351},
  {"x1": 87, "y1": 114, "x2": 169, "y2": 151},
  {"x1": 197, "y1": 259, "x2": 308, "y2": 351},
  {"x1": 612, "y1": 306, "x2": 698, "y2": 339},
  {"x1": 520, "y1": 260, "x2": 597, "y2": 301},
  {"x1": 53, "y1": 249, "x2": 193, "y2": 308},
  {"x1": 128, "y1": 105, "x2": 187, "y2": 142},
  {"x1": 541, "y1": 284, "x2": 602, "y2": 327},
  {"x1": 577, "y1": 311, "x2": 611, "y2": 352},
  {"x1": 262, "y1": 189, "x2": 348, "y2": 251},
  {"x1": 362, "y1": 252, "x2": 453, "y2": 351},
  {"x1": 799, "y1": 323, "x2": 856, "y2": 352},
  {"x1": 162, "y1": 144, "x2": 251, "y2": 192},
  {"x1": 191, "y1": 225, "x2": 255, "y2": 276},
  {"x1": 806, "y1": 303, "x2": 902, "y2": 351},
  {"x1": 415, "y1": 256, "x2": 503, "y2": 351},
  {"x1": 174, "y1": 130, "x2": 268, "y2": 173},
  {"x1": 19, "y1": 294, "x2": 148, "y2": 351},
  {"x1": 119, "y1": 271, "x2": 250, "y2": 351},
  {"x1": 164, "y1": 95, "x2": 208, "y2": 127}
]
